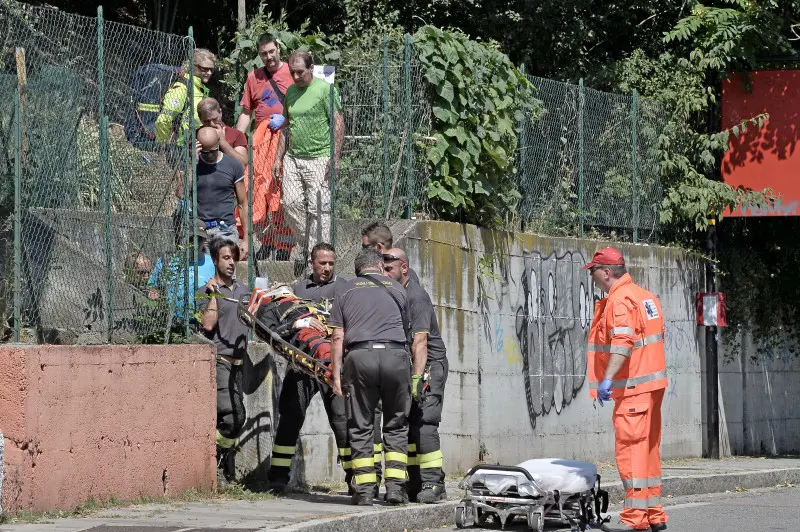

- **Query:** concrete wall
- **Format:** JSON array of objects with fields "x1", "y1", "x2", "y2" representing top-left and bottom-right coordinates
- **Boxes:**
[
  {"x1": 0, "y1": 344, "x2": 216, "y2": 513},
  {"x1": 272, "y1": 221, "x2": 705, "y2": 483},
  {"x1": 720, "y1": 331, "x2": 800, "y2": 456}
]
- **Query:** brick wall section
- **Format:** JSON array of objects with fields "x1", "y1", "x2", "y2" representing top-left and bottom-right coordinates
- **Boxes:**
[{"x1": 0, "y1": 344, "x2": 216, "y2": 513}]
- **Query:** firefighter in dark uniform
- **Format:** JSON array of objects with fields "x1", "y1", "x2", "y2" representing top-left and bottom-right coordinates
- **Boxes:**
[
  {"x1": 268, "y1": 242, "x2": 350, "y2": 492},
  {"x1": 383, "y1": 248, "x2": 449, "y2": 503},
  {"x1": 330, "y1": 248, "x2": 412, "y2": 506},
  {"x1": 197, "y1": 236, "x2": 250, "y2": 483},
  {"x1": 360, "y1": 222, "x2": 416, "y2": 483}
]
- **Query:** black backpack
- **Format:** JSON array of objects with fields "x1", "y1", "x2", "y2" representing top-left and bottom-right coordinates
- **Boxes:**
[{"x1": 124, "y1": 63, "x2": 185, "y2": 150}]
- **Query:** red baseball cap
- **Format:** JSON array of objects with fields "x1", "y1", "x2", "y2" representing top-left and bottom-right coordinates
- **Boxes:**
[{"x1": 582, "y1": 247, "x2": 625, "y2": 270}]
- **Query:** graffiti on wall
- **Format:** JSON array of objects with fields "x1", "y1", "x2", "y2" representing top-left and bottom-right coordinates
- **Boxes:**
[
  {"x1": 479, "y1": 249, "x2": 594, "y2": 429},
  {"x1": 515, "y1": 251, "x2": 593, "y2": 428}
]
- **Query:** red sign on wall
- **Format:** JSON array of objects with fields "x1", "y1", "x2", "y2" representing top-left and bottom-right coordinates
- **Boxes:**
[{"x1": 721, "y1": 70, "x2": 800, "y2": 217}]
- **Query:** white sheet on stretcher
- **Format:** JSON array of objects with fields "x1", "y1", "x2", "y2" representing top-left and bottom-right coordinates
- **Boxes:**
[{"x1": 465, "y1": 458, "x2": 596, "y2": 498}]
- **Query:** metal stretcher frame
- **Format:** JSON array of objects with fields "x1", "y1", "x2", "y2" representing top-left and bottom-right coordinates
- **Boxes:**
[
  {"x1": 233, "y1": 295, "x2": 332, "y2": 385},
  {"x1": 455, "y1": 464, "x2": 609, "y2": 532}
]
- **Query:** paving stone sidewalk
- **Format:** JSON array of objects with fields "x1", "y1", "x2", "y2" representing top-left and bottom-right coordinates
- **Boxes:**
[{"x1": 1, "y1": 457, "x2": 798, "y2": 532}]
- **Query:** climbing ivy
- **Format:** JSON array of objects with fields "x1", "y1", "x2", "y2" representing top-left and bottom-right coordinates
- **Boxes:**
[{"x1": 413, "y1": 26, "x2": 542, "y2": 228}]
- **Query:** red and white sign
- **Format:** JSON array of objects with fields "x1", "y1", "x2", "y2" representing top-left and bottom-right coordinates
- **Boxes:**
[{"x1": 696, "y1": 292, "x2": 727, "y2": 326}]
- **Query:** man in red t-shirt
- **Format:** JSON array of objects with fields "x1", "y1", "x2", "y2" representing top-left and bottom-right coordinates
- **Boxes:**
[
  {"x1": 236, "y1": 34, "x2": 293, "y2": 133},
  {"x1": 235, "y1": 34, "x2": 295, "y2": 261}
]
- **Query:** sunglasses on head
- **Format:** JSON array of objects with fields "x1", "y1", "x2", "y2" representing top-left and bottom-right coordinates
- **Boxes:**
[{"x1": 382, "y1": 254, "x2": 406, "y2": 264}]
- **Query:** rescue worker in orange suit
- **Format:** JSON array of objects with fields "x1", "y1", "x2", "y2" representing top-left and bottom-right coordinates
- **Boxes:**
[
  {"x1": 584, "y1": 247, "x2": 668, "y2": 532},
  {"x1": 235, "y1": 33, "x2": 295, "y2": 260}
]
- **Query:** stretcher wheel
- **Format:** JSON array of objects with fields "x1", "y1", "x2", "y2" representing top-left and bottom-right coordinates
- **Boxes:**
[
  {"x1": 455, "y1": 505, "x2": 467, "y2": 528},
  {"x1": 527, "y1": 510, "x2": 543, "y2": 532}
]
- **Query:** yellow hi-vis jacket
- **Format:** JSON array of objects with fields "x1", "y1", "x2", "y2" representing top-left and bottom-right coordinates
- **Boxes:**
[{"x1": 154, "y1": 73, "x2": 208, "y2": 144}]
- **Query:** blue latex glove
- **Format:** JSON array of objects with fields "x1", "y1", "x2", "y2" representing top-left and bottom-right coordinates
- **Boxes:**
[
  {"x1": 268, "y1": 113, "x2": 285, "y2": 131},
  {"x1": 597, "y1": 378, "x2": 613, "y2": 406}
]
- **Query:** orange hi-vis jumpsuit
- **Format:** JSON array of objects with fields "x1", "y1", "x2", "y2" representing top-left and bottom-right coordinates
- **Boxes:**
[
  {"x1": 588, "y1": 273, "x2": 668, "y2": 531},
  {"x1": 235, "y1": 119, "x2": 295, "y2": 255}
]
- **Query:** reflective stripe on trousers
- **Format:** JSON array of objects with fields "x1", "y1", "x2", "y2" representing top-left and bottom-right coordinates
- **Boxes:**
[{"x1": 271, "y1": 443, "x2": 296, "y2": 468}]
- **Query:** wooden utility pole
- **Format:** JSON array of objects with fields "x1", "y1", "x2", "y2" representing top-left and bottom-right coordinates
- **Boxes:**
[{"x1": 238, "y1": 0, "x2": 246, "y2": 31}]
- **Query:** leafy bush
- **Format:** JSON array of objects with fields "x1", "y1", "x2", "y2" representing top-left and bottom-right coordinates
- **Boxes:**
[{"x1": 413, "y1": 26, "x2": 543, "y2": 228}]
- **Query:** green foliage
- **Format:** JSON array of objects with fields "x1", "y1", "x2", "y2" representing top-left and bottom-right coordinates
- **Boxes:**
[
  {"x1": 217, "y1": 5, "x2": 339, "y2": 115},
  {"x1": 614, "y1": 4, "x2": 786, "y2": 233},
  {"x1": 665, "y1": 0, "x2": 791, "y2": 72},
  {"x1": 413, "y1": 26, "x2": 543, "y2": 228}
]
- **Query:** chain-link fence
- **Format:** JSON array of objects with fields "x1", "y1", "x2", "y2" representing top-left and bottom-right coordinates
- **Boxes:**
[
  {"x1": 518, "y1": 75, "x2": 665, "y2": 242},
  {"x1": 1, "y1": 1, "x2": 196, "y2": 344},
  {"x1": 0, "y1": 0, "x2": 665, "y2": 344},
  {"x1": 249, "y1": 36, "x2": 432, "y2": 283}
]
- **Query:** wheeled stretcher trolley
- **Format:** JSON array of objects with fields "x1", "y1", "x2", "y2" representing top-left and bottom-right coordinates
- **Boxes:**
[{"x1": 455, "y1": 459, "x2": 609, "y2": 531}]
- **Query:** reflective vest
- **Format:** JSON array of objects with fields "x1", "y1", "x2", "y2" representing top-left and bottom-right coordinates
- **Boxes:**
[
  {"x1": 587, "y1": 273, "x2": 667, "y2": 399},
  {"x1": 154, "y1": 73, "x2": 209, "y2": 143}
]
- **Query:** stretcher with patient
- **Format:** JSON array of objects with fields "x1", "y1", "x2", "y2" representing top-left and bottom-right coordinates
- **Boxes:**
[{"x1": 455, "y1": 458, "x2": 609, "y2": 531}]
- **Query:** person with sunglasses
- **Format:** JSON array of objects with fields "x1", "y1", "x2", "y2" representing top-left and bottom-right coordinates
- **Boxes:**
[
  {"x1": 382, "y1": 248, "x2": 449, "y2": 504},
  {"x1": 194, "y1": 127, "x2": 249, "y2": 259},
  {"x1": 155, "y1": 48, "x2": 214, "y2": 161},
  {"x1": 360, "y1": 221, "x2": 420, "y2": 284}
]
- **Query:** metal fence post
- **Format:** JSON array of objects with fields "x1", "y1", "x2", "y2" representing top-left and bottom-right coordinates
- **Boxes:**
[
  {"x1": 101, "y1": 115, "x2": 113, "y2": 338},
  {"x1": 382, "y1": 36, "x2": 391, "y2": 211},
  {"x1": 329, "y1": 81, "x2": 337, "y2": 245},
  {"x1": 98, "y1": 7, "x2": 113, "y2": 339},
  {"x1": 631, "y1": 88, "x2": 640, "y2": 243},
  {"x1": 183, "y1": 28, "x2": 194, "y2": 339},
  {"x1": 13, "y1": 87, "x2": 22, "y2": 343},
  {"x1": 189, "y1": 30, "x2": 198, "y2": 312},
  {"x1": 97, "y1": 7, "x2": 105, "y2": 122},
  {"x1": 518, "y1": 62, "x2": 527, "y2": 233},
  {"x1": 247, "y1": 136, "x2": 254, "y2": 290},
  {"x1": 403, "y1": 33, "x2": 414, "y2": 219},
  {"x1": 578, "y1": 78, "x2": 585, "y2": 238}
]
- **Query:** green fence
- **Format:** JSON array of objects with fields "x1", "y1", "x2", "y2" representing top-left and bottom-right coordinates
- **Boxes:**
[
  {"x1": 0, "y1": 0, "x2": 664, "y2": 344},
  {"x1": 517, "y1": 75, "x2": 665, "y2": 241}
]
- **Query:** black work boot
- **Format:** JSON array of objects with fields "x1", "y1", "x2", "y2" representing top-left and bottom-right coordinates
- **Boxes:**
[
  {"x1": 264, "y1": 473, "x2": 290, "y2": 494},
  {"x1": 385, "y1": 488, "x2": 409, "y2": 505},
  {"x1": 216, "y1": 448, "x2": 237, "y2": 485},
  {"x1": 416, "y1": 483, "x2": 447, "y2": 503},
  {"x1": 351, "y1": 491, "x2": 374, "y2": 506},
  {"x1": 650, "y1": 523, "x2": 668, "y2": 531}
]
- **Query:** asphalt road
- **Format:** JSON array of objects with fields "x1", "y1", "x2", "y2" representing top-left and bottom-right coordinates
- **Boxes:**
[{"x1": 424, "y1": 484, "x2": 800, "y2": 531}]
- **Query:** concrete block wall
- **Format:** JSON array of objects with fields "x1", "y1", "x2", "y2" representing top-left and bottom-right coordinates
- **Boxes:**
[
  {"x1": 0, "y1": 344, "x2": 216, "y2": 513},
  {"x1": 268, "y1": 221, "x2": 705, "y2": 483},
  {"x1": 720, "y1": 331, "x2": 800, "y2": 456}
]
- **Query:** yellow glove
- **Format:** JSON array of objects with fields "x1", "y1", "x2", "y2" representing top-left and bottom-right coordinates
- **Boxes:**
[{"x1": 411, "y1": 374, "x2": 422, "y2": 401}]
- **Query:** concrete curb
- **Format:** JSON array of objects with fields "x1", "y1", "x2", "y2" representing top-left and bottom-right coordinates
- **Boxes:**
[{"x1": 273, "y1": 466, "x2": 800, "y2": 532}]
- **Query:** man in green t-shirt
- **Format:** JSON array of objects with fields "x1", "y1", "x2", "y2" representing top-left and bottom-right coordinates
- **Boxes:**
[{"x1": 273, "y1": 50, "x2": 344, "y2": 268}]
